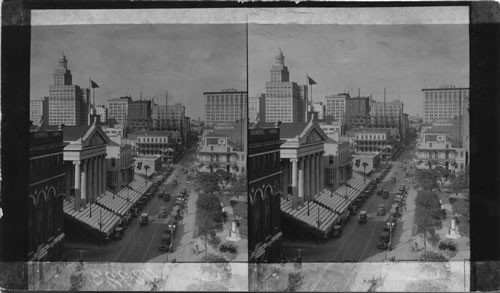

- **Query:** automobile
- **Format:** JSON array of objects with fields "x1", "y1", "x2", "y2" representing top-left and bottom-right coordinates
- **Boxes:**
[
  {"x1": 173, "y1": 179, "x2": 178, "y2": 185},
  {"x1": 130, "y1": 208, "x2": 138, "y2": 218},
  {"x1": 158, "y1": 192, "x2": 164, "y2": 198},
  {"x1": 377, "y1": 188, "x2": 384, "y2": 196},
  {"x1": 164, "y1": 193, "x2": 171, "y2": 202},
  {"x1": 393, "y1": 198, "x2": 402, "y2": 205},
  {"x1": 159, "y1": 207, "x2": 167, "y2": 218},
  {"x1": 111, "y1": 227, "x2": 124, "y2": 240},
  {"x1": 140, "y1": 213, "x2": 149, "y2": 226},
  {"x1": 377, "y1": 231, "x2": 391, "y2": 250},
  {"x1": 157, "y1": 180, "x2": 162, "y2": 185},
  {"x1": 358, "y1": 211, "x2": 368, "y2": 223},
  {"x1": 331, "y1": 225, "x2": 343, "y2": 238},
  {"x1": 382, "y1": 191, "x2": 390, "y2": 199},
  {"x1": 158, "y1": 233, "x2": 171, "y2": 252},
  {"x1": 377, "y1": 204, "x2": 386, "y2": 216},
  {"x1": 349, "y1": 206, "x2": 358, "y2": 216}
]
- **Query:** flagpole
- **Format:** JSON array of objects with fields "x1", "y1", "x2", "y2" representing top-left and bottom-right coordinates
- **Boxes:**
[{"x1": 88, "y1": 77, "x2": 92, "y2": 125}]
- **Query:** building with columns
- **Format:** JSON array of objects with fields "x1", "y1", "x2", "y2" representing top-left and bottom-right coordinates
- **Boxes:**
[
  {"x1": 248, "y1": 127, "x2": 284, "y2": 262},
  {"x1": 62, "y1": 118, "x2": 111, "y2": 212},
  {"x1": 275, "y1": 120, "x2": 329, "y2": 210}
]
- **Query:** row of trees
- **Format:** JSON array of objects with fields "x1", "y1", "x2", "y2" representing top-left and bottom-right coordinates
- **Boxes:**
[{"x1": 414, "y1": 190, "x2": 445, "y2": 252}]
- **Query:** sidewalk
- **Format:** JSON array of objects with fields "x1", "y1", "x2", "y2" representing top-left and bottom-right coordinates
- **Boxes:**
[{"x1": 147, "y1": 190, "x2": 200, "y2": 263}]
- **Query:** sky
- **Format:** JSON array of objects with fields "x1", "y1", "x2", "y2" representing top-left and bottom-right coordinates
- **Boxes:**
[
  {"x1": 248, "y1": 23, "x2": 469, "y2": 116},
  {"x1": 30, "y1": 24, "x2": 247, "y2": 119}
]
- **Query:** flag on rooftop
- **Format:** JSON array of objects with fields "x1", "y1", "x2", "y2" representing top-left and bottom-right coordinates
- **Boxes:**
[
  {"x1": 90, "y1": 79, "x2": 100, "y2": 88},
  {"x1": 307, "y1": 74, "x2": 317, "y2": 85}
]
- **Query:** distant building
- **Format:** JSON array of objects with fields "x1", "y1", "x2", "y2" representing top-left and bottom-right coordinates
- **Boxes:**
[
  {"x1": 369, "y1": 99, "x2": 404, "y2": 135},
  {"x1": 353, "y1": 128, "x2": 396, "y2": 160},
  {"x1": 151, "y1": 103, "x2": 187, "y2": 141},
  {"x1": 28, "y1": 128, "x2": 67, "y2": 261},
  {"x1": 248, "y1": 127, "x2": 284, "y2": 262},
  {"x1": 415, "y1": 132, "x2": 467, "y2": 172},
  {"x1": 264, "y1": 49, "x2": 307, "y2": 123},
  {"x1": 128, "y1": 100, "x2": 152, "y2": 131},
  {"x1": 204, "y1": 89, "x2": 247, "y2": 128},
  {"x1": 102, "y1": 126, "x2": 125, "y2": 139},
  {"x1": 249, "y1": 94, "x2": 266, "y2": 123},
  {"x1": 105, "y1": 135, "x2": 134, "y2": 194},
  {"x1": 352, "y1": 152, "x2": 382, "y2": 175},
  {"x1": 95, "y1": 105, "x2": 108, "y2": 124},
  {"x1": 325, "y1": 93, "x2": 349, "y2": 125},
  {"x1": 196, "y1": 129, "x2": 246, "y2": 176},
  {"x1": 47, "y1": 53, "x2": 89, "y2": 126},
  {"x1": 422, "y1": 85, "x2": 469, "y2": 123},
  {"x1": 108, "y1": 96, "x2": 131, "y2": 127},
  {"x1": 312, "y1": 102, "x2": 326, "y2": 122},
  {"x1": 323, "y1": 138, "x2": 352, "y2": 191},
  {"x1": 136, "y1": 132, "x2": 179, "y2": 164},
  {"x1": 345, "y1": 96, "x2": 370, "y2": 129},
  {"x1": 30, "y1": 97, "x2": 49, "y2": 126}
]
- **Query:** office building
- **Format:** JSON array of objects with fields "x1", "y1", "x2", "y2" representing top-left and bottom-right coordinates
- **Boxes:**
[
  {"x1": 128, "y1": 100, "x2": 152, "y2": 131},
  {"x1": 422, "y1": 85, "x2": 469, "y2": 124},
  {"x1": 323, "y1": 138, "x2": 352, "y2": 191},
  {"x1": 353, "y1": 128, "x2": 396, "y2": 160},
  {"x1": 95, "y1": 105, "x2": 108, "y2": 124},
  {"x1": 325, "y1": 93, "x2": 349, "y2": 125},
  {"x1": 264, "y1": 49, "x2": 306, "y2": 123},
  {"x1": 30, "y1": 97, "x2": 49, "y2": 126},
  {"x1": 151, "y1": 103, "x2": 188, "y2": 142},
  {"x1": 204, "y1": 89, "x2": 247, "y2": 128},
  {"x1": 108, "y1": 96, "x2": 131, "y2": 127},
  {"x1": 345, "y1": 96, "x2": 370, "y2": 129},
  {"x1": 369, "y1": 99, "x2": 404, "y2": 132},
  {"x1": 47, "y1": 53, "x2": 89, "y2": 126},
  {"x1": 248, "y1": 127, "x2": 284, "y2": 262},
  {"x1": 312, "y1": 102, "x2": 326, "y2": 122},
  {"x1": 249, "y1": 94, "x2": 266, "y2": 123},
  {"x1": 196, "y1": 133, "x2": 246, "y2": 176},
  {"x1": 106, "y1": 135, "x2": 134, "y2": 194}
]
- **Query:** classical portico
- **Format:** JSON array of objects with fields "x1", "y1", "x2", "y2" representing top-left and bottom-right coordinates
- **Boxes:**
[
  {"x1": 63, "y1": 119, "x2": 110, "y2": 211},
  {"x1": 280, "y1": 120, "x2": 328, "y2": 210}
]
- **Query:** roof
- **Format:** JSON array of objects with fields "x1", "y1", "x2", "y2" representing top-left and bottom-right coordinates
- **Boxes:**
[
  {"x1": 422, "y1": 87, "x2": 469, "y2": 91},
  {"x1": 278, "y1": 122, "x2": 308, "y2": 139},
  {"x1": 62, "y1": 126, "x2": 92, "y2": 141},
  {"x1": 325, "y1": 137, "x2": 338, "y2": 144}
]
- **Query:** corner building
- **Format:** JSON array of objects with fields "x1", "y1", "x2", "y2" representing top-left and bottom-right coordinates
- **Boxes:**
[{"x1": 248, "y1": 127, "x2": 284, "y2": 262}]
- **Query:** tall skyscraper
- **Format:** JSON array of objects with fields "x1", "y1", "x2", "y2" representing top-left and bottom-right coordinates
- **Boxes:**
[
  {"x1": 248, "y1": 94, "x2": 265, "y2": 123},
  {"x1": 47, "y1": 53, "x2": 88, "y2": 126},
  {"x1": 313, "y1": 102, "x2": 326, "y2": 122},
  {"x1": 204, "y1": 89, "x2": 247, "y2": 127},
  {"x1": 128, "y1": 99, "x2": 152, "y2": 131},
  {"x1": 95, "y1": 105, "x2": 108, "y2": 123},
  {"x1": 264, "y1": 49, "x2": 306, "y2": 123},
  {"x1": 325, "y1": 93, "x2": 349, "y2": 124},
  {"x1": 422, "y1": 85, "x2": 469, "y2": 123},
  {"x1": 108, "y1": 96, "x2": 131, "y2": 127},
  {"x1": 369, "y1": 99, "x2": 404, "y2": 131}
]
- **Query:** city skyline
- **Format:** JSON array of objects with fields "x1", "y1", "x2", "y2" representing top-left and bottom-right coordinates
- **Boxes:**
[
  {"x1": 30, "y1": 24, "x2": 247, "y2": 120},
  {"x1": 248, "y1": 23, "x2": 469, "y2": 117}
]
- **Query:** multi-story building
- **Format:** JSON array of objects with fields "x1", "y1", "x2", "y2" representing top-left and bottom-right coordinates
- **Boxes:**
[
  {"x1": 248, "y1": 127, "x2": 284, "y2": 262},
  {"x1": 422, "y1": 85, "x2": 469, "y2": 124},
  {"x1": 312, "y1": 102, "x2": 326, "y2": 122},
  {"x1": 151, "y1": 102, "x2": 186, "y2": 136},
  {"x1": 47, "y1": 53, "x2": 89, "y2": 126},
  {"x1": 204, "y1": 89, "x2": 247, "y2": 128},
  {"x1": 28, "y1": 128, "x2": 67, "y2": 261},
  {"x1": 128, "y1": 100, "x2": 152, "y2": 131},
  {"x1": 103, "y1": 127, "x2": 125, "y2": 139},
  {"x1": 134, "y1": 156, "x2": 162, "y2": 177},
  {"x1": 264, "y1": 49, "x2": 307, "y2": 123},
  {"x1": 414, "y1": 132, "x2": 467, "y2": 172},
  {"x1": 323, "y1": 138, "x2": 352, "y2": 191},
  {"x1": 319, "y1": 121, "x2": 343, "y2": 141},
  {"x1": 95, "y1": 105, "x2": 108, "y2": 124},
  {"x1": 325, "y1": 93, "x2": 349, "y2": 125},
  {"x1": 369, "y1": 99, "x2": 404, "y2": 136},
  {"x1": 249, "y1": 94, "x2": 266, "y2": 123},
  {"x1": 196, "y1": 134, "x2": 246, "y2": 176},
  {"x1": 136, "y1": 132, "x2": 179, "y2": 164},
  {"x1": 345, "y1": 96, "x2": 370, "y2": 129},
  {"x1": 105, "y1": 135, "x2": 134, "y2": 194},
  {"x1": 30, "y1": 97, "x2": 49, "y2": 126},
  {"x1": 108, "y1": 96, "x2": 131, "y2": 127},
  {"x1": 354, "y1": 128, "x2": 396, "y2": 160}
]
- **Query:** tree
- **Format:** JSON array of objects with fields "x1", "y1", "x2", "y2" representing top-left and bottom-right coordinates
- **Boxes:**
[
  {"x1": 195, "y1": 173, "x2": 220, "y2": 195},
  {"x1": 433, "y1": 166, "x2": 449, "y2": 191},
  {"x1": 415, "y1": 169, "x2": 439, "y2": 191},
  {"x1": 415, "y1": 191, "x2": 443, "y2": 251},
  {"x1": 451, "y1": 170, "x2": 468, "y2": 194}
]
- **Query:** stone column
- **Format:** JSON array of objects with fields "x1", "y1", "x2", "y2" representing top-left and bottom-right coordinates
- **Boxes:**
[
  {"x1": 73, "y1": 161, "x2": 81, "y2": 211},
  {"x1": 316, "y1": 153, "x2": 321, "y2": 194},
  {"x1": 65, "y1": 163, "x2": 71, "y2": 202},
  {"x1": 298, "y1": 158, "x2": 304, "y2": 207},
  {"x1": 304, "y1": 155, "x2": 309, "y2": 202},
  {"x1": 97, "y1": 156, "x2": 102, "y2": 196},
  {"x1": 81, "y1": 160, "x2": 87, "y2": 209},
  {"x1": 320, "y1": 152, "x2": 325, "y2": 192},
  {"x1": 291, "y1": 158, "x2": 299, "y2": 209},
  {"x1": 102, "y1": 155, "x2": 107, "y2": 193},
  {"x1": 282, "y1": 159, "x2": 289, "y2": 199},
  {"x1": 313, "y1": 153, "x2": 318, "y2": 196},
  {"x1": 310, "y1": 154, "x2": 315, "y2": 198},
  {"x1": 93, "y1": 157, "x2": 98, "y2": 201}
]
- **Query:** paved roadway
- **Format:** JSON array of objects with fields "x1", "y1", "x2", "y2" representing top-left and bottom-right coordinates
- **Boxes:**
[
  {"x1": 64, "y1": 148, "x2": 197, "y2": 263},
  {"x1": 281, "y1": 146, "x2": 416, "y2": 262}
]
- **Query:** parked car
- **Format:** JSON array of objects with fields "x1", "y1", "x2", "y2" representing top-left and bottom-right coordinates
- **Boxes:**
[
  {"x1": 377, "y1": 204, "x2": 386, "y2": 216},
  {"x1": 358, "y1": 211, "x2": 368, "y2": 223},
  {"x1": 382, "y1": 191, "x2": 390, "y2": 199},
  {"x1": 140, "y1": 213, "x2": 149, "y2": 226},
  {"x1": 164, "y1": 193, "x2": 171, "y2": 202},
  {"x1": 377, "y1": 231, "x2": 391, "y2": 250},
  {"x1": 158, "y1": 192, "x2": 164, "y2": 198}
]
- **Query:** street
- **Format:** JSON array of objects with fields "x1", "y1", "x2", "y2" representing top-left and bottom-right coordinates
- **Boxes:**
[
  {"x1": 281, "y1": 146, "x2": 418, "y2": 262},
  {"x1": 64, "y1": 149, "x2": 197, "y2": 263}
]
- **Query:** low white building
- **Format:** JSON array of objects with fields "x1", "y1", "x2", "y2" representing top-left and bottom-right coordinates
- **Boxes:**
[{"x1": 196, "y1": 135, "x2": 245, "y2": 176}]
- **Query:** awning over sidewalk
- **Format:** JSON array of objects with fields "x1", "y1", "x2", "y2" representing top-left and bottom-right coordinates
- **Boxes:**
[{"x1": 281, "y1": 199, "x2": 339, "y2": 236}]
